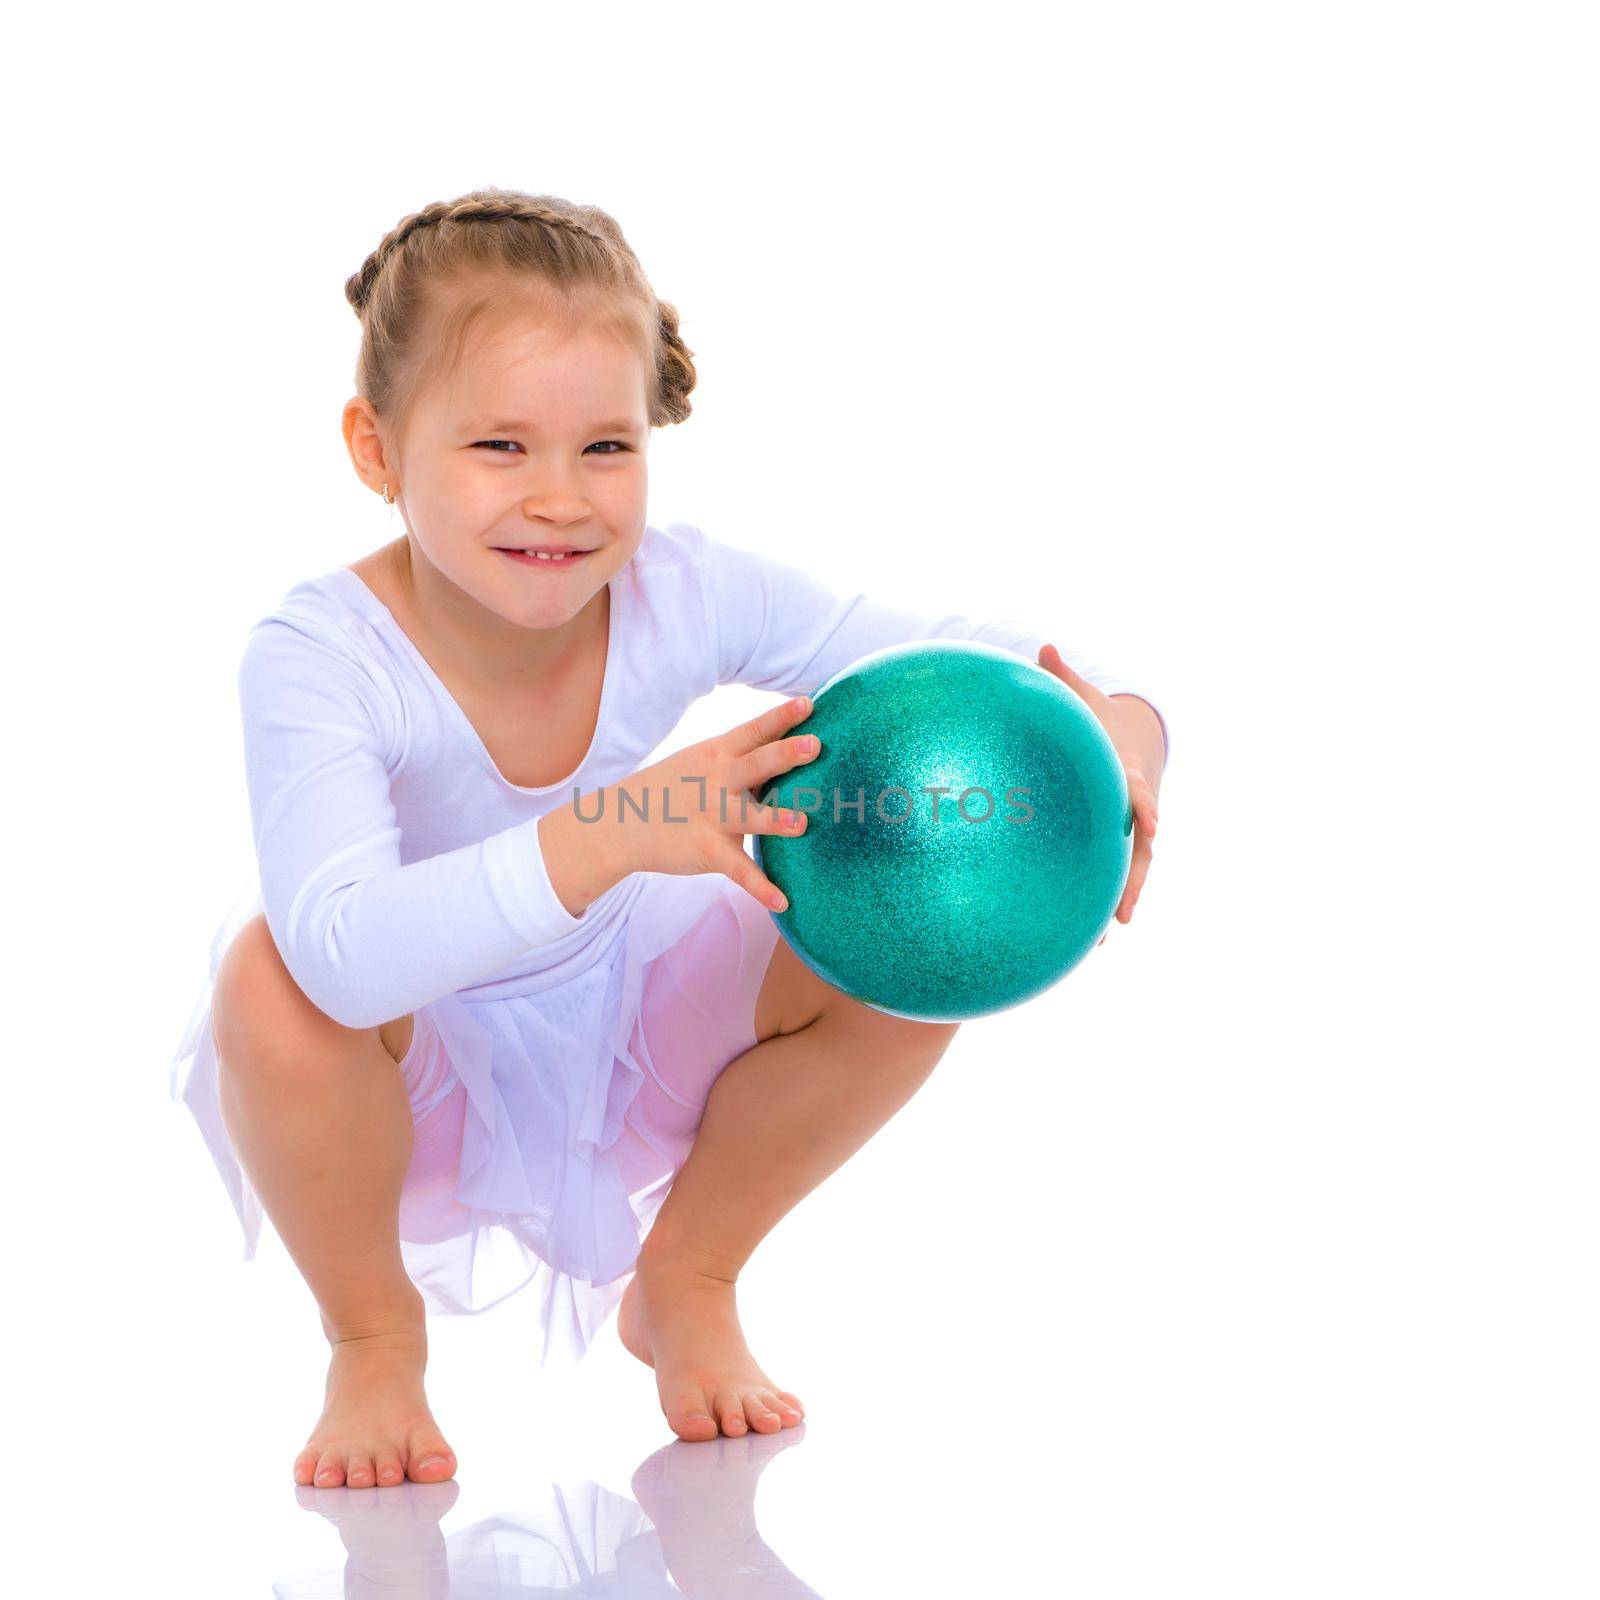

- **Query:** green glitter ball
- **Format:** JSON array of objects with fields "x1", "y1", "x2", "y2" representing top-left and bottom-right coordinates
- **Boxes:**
[{"x1": 754, "y1": 640, "x2": 1133, "y2": 1021}]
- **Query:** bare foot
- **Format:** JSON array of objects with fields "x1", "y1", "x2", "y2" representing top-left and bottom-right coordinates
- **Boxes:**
[
  {"x1": 617, "y1": 1259, "x2": 806, "y2": 1442},
  {"x1": 292, "y1": 1307, "x2": 457, "y2": 1489}
]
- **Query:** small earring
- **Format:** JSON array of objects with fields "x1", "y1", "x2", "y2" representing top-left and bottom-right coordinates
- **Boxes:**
[{"x1": 382, "y1": 482, "x2": 394, "y2": 505}]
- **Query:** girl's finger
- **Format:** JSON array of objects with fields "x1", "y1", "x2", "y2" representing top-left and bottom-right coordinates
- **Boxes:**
[
  {"x1": 1039, "y1": 645, "x2": 1111, "y2": 707},
  {"x1": 721, "y1": 846, "x2": 790, "y2": 913},
  {"x1": 1130, "y1": 776, "x2": 1158, "y2": 840},
  {"x1": 739, "y1": 799, "x2": 808, "y2": 839},
  {"x1": 742, "y1": 730, "x2": 821, "y2": 790},
  {"x1": 1117, "y1": 838, "x2": 1153, "y2": 921},
  {"x1": 727, "y1": 695, "x2": 813, "y2": 757}
]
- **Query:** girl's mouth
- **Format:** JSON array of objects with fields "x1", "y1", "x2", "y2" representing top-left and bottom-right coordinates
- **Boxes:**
[{"x1": 495, "y1": 547, "x2": 593, "y2": 568}]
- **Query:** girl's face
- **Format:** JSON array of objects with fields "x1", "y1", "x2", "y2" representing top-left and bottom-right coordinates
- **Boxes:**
[{"x1": 384, "y1": 311, "x2": 651, "y2": 633}]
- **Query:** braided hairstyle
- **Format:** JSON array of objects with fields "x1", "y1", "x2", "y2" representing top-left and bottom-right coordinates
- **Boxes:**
[{"x1": 343, "y1": 187, "x2": 696, "y2": 450}]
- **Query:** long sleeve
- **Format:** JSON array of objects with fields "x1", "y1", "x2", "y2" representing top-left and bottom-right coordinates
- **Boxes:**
[
  {"x1": 698, "y1": 527, "x2": 1171, "y2": 762},
  {"x1": 237, "y1": 616, "x2": 588, "y2": 1030}
]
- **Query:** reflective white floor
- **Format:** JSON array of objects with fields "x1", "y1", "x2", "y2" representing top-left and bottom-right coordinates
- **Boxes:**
[
  {"x1": 30, "y1": 928, "x2": 1600, "y2": 1595},
  {"x1": 271, "y1": 1433, "x2": 820, "y2": 1598}
]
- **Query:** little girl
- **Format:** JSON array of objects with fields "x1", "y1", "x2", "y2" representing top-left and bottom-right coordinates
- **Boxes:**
[{"x1": 168, "y1": 186, "x2": 1171, "y2": 1491}]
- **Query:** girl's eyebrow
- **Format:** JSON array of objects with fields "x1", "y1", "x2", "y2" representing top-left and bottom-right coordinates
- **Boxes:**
[{"x1": 464, "y1": 416, "x2": 642, "y2": 434}]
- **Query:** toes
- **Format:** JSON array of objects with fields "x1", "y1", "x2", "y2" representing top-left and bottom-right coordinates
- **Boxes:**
[
  {"x1": 663, "y1": 1382, "x2": 718, "y2": 1441},
  {"x1": 408, "y1": 1438, "x2": 456, "y2": 1482},
  {"x1": 714, "y1": 1389, "x2": 748, "y2": 1436},
  {"x1": 745, "y1": 1391, "x2": 783, "y2": 1432},
  {"x1": 300, "y1": 1442, "x2": 414, "y2": 1488},
  {"x1": 660, "y1": 1377, "x2": 799, "y2": 1441}
]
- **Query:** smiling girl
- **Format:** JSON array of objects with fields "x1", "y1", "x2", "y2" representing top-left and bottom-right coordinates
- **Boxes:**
[{"x1": 168, "y1": 186, "x2": 1170, "y2": 1491}]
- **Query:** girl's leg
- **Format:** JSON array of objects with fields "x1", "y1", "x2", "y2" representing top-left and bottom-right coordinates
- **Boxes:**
[
  {"x1": 210, "y1": 912, "x2": 457, "y2": 1490},
  {"x1": 618, "y1": 932, "x2": 960, "y2": 1440}
]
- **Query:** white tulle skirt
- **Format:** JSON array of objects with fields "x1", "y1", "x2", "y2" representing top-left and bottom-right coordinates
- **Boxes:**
[{"x1": 168, "y1": 870, "x2": 781, "y2": 1368}]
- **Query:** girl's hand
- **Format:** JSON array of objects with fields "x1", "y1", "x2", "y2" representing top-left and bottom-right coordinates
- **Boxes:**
[
  {"x1": 610, "y1": 695, "x2": 820, "y2": 911},
  {"x1": 1036, "y1": 644, "x2": 1159, "y2": 937}
]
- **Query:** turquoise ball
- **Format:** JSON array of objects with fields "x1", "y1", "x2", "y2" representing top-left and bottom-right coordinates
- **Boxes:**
[{"x1": 753, "y1": 640, "x2": 1133, "y2": 1021}]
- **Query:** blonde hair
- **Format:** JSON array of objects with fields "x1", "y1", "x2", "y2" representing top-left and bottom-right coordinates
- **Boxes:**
[{"x1": 343, "y1": 186, "x2": 697, "y2": 450}]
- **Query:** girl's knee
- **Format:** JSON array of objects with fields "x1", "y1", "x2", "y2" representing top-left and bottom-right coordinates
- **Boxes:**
[
  {"x1": 818, "y1": 994, "x2": 961, "y2": 1066},
  {"x1": 897, "y1": 1016, "x2": 961, "y2": 1067},
  {"x1": 212, "y1": 912, "x2": 350, "y2": 1066}
]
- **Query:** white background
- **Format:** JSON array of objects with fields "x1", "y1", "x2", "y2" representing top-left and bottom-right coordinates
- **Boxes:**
[{"x1": 3, "y1": 2, "x2": 1594, "y2": 1594}]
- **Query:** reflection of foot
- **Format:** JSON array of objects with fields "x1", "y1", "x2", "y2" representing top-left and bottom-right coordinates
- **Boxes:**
[
  {"x1": 292, "y1": 1303, "x2": 458, "y2": 1489},
  {"x1": 631, "y1": 1427, "x2": 816, "y2": 1596},
  {"x1": 292, "y1": 1479, "x2": 458, "y2": 1598},
  {"x1": 618, "y1": 1260, "x2": 806, "y2": 1441}
]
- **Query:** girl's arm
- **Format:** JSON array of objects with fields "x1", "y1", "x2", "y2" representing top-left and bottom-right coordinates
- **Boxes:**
[
  {"x1": 696, "y1": 526, "x2": 1172, "y2": 766},
  {"x1": 236, "y1": 617, "x2": 596, "y2": 1030}
]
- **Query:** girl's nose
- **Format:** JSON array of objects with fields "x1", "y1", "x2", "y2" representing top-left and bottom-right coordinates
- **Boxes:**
[{"x1": 520, "y1": 485, "x2": 587, "y2": 521}]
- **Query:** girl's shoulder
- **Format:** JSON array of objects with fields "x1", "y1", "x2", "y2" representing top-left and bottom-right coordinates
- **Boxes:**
[
  {"x1": 632, "y1": 517, "x2": 707, "y2": 573},
  {"x1": 235, "y1": 564, "x2": 409, "y2": 725},
  {"x1": 618, "y1": 518, "x2": 715, "y2": 621},
  {"x1": 633, "y1": 518, "x2": 768, "y2": 603},
  {"x1": 242, "y1": 564, "x2": 390, "y2": 662},
  {"x1": 626, "y1": 521, "x2": 759, "y2": 664}
]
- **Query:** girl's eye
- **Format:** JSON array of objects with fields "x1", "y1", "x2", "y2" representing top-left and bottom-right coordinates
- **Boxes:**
[{"x1": 471, "y1": 440, "x2": 630, "y2": 455}]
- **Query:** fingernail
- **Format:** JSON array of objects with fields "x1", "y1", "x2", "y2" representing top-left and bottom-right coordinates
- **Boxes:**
[{"x1": 769, "y1": 892, "x2": 787, "y2": 911}]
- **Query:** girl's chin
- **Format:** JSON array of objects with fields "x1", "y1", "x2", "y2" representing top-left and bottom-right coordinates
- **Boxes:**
[{"x1": 487, "y1": 567, "x2": 607, "y2": 626}]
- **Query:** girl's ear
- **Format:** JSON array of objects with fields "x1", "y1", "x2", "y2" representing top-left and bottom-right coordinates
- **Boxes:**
[{"x1": 342, "y1": 395, "x2": 396, "y2": 497}]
